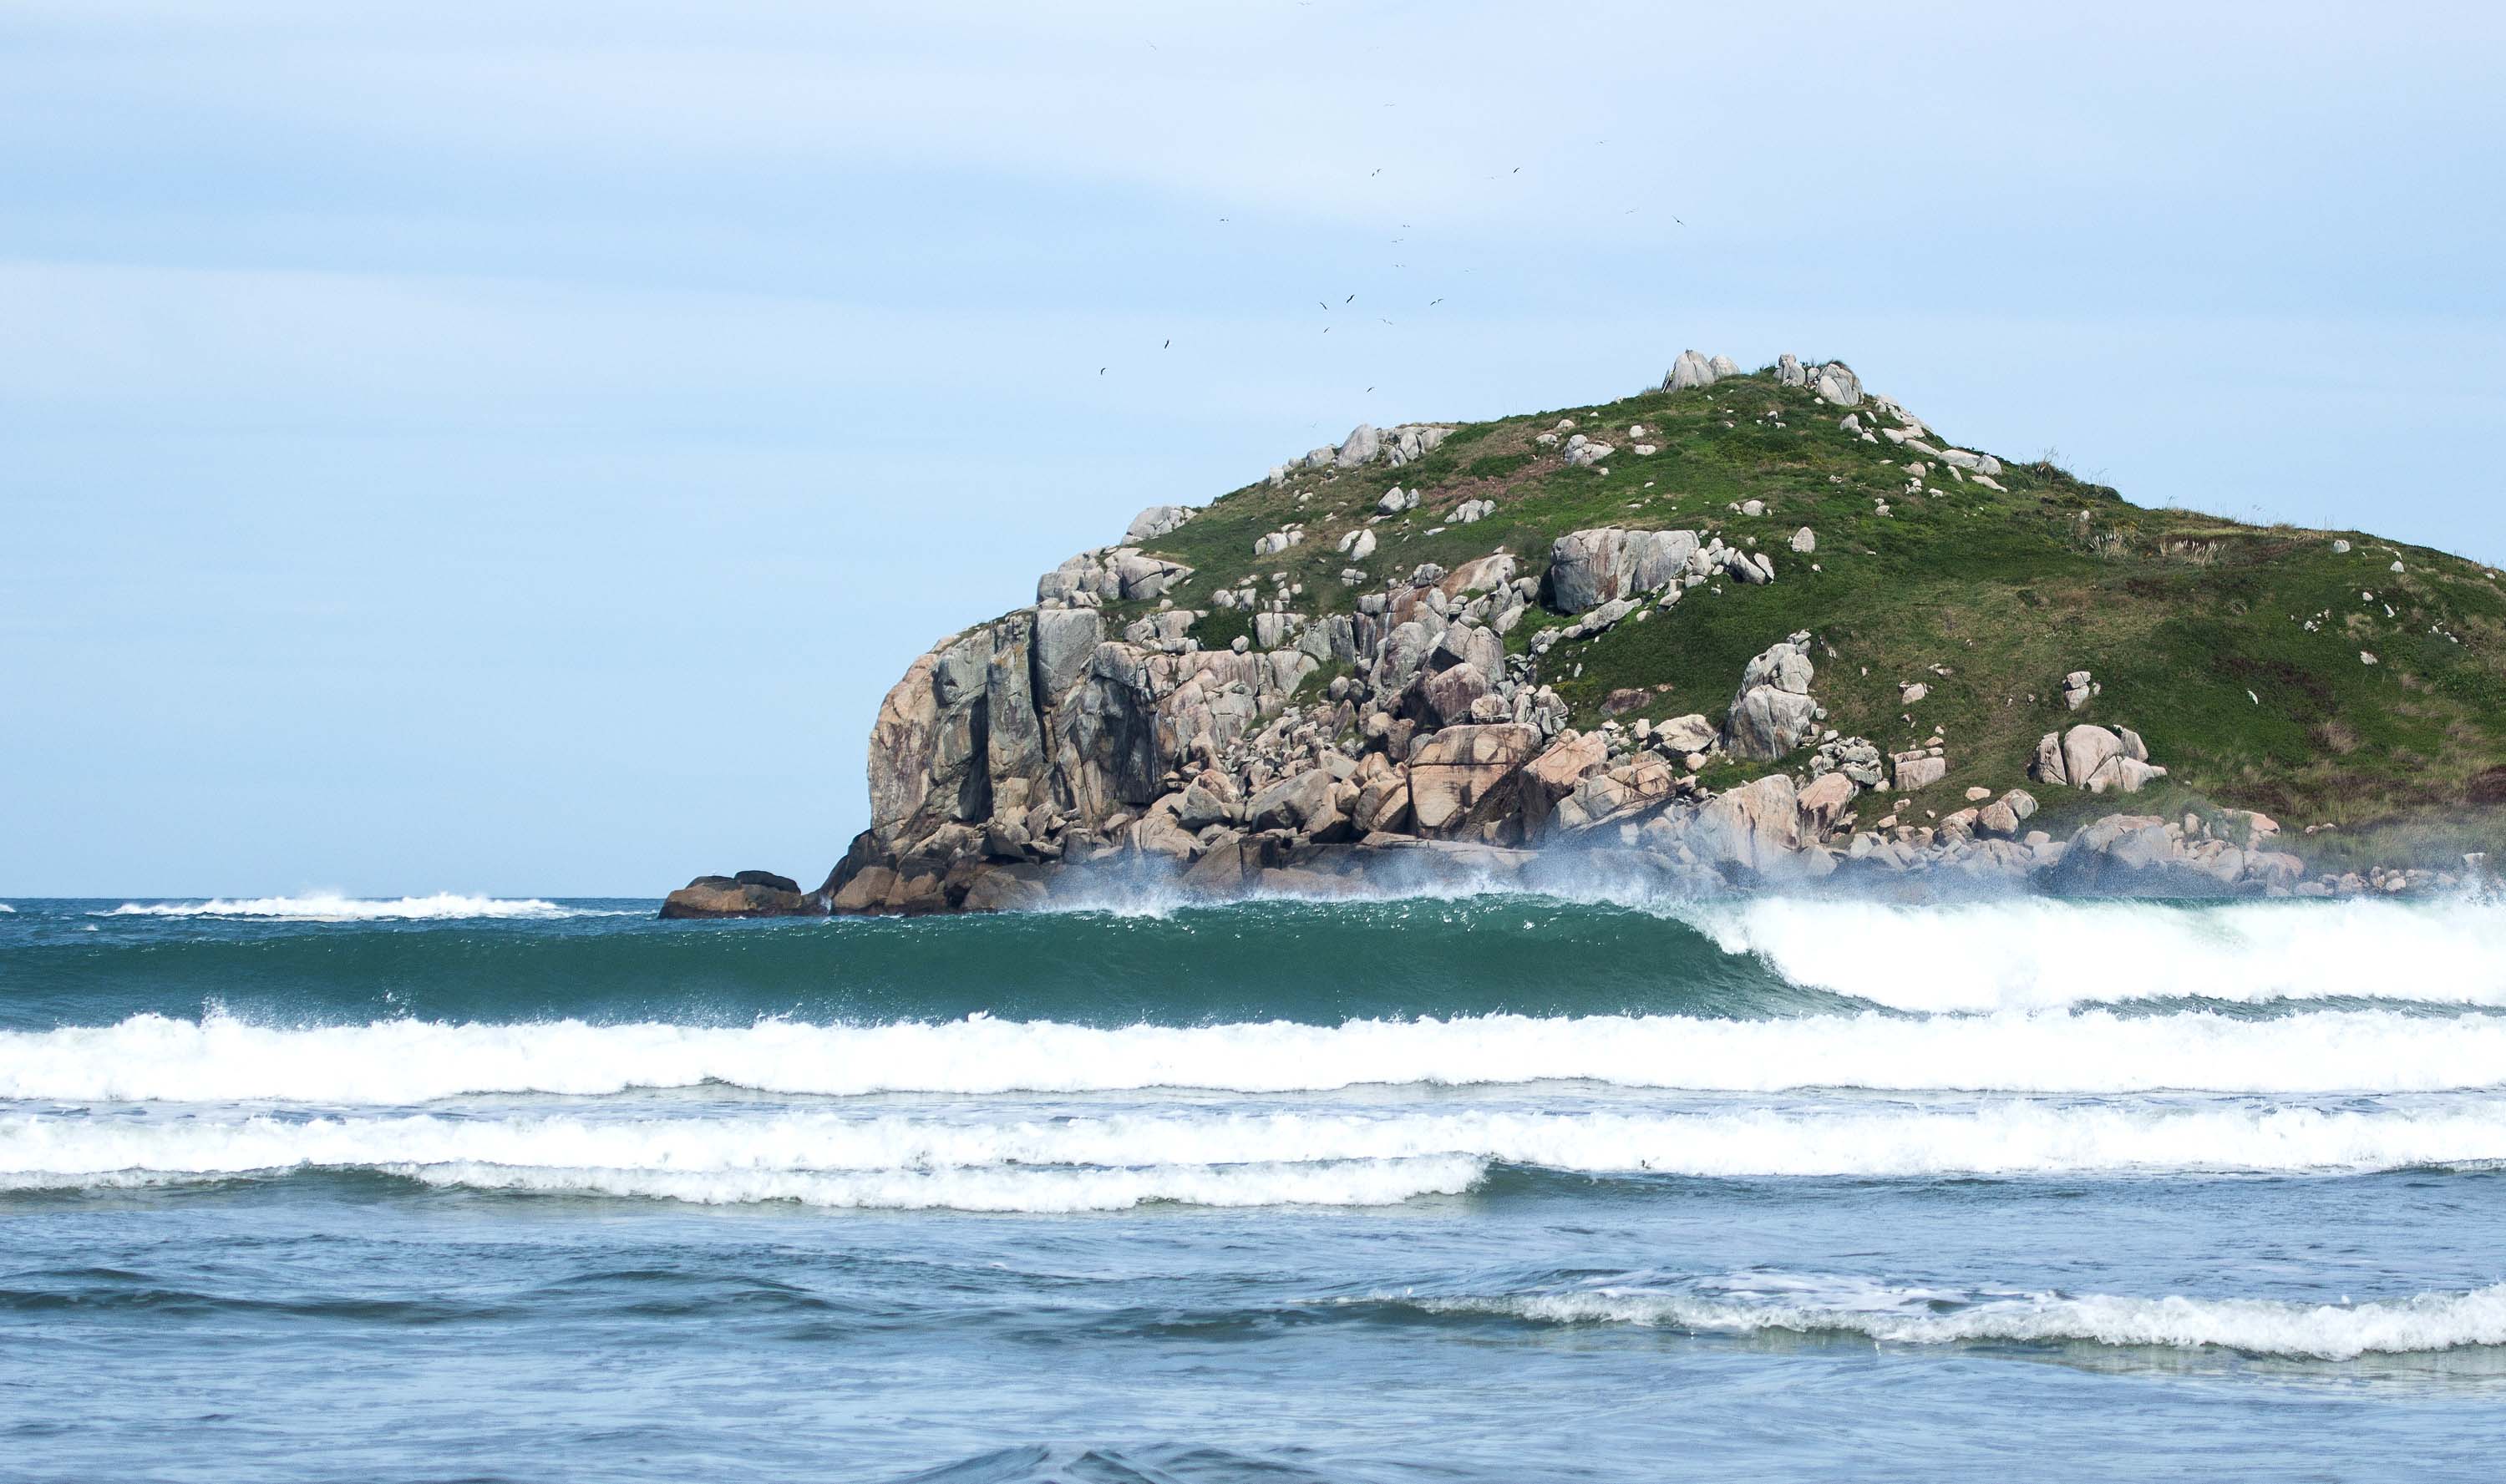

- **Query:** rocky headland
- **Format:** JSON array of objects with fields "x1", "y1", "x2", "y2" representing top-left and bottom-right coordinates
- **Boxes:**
[{"x1": 664, "y1": 350, "x2": 2506, "y2": 918}]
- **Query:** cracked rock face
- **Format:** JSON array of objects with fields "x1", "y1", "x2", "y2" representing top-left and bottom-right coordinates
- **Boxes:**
[{"x1": 1546, "y1": 528, "x2": 1702, "y2": 612}]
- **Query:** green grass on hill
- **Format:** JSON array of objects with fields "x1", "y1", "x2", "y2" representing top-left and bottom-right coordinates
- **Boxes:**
[{"x1": 1100, "y1": 368, "x2": 2506, "y2": 864}]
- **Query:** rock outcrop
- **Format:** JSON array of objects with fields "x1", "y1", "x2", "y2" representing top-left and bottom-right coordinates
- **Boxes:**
[
  {"x1": 2033, "y1": 723, "x2": 2168, "y2": 793},
  {"x1": 660, "y1": 871, "x2": 824, "y2": 919},
  {"x1": 1723, "y1": 631, "x2": 1821, "y2": 760},
  {"x1": 663, "y1": 343, "x2": 2477, "y2": 919},
  {"x1": 1547, "y1": 528, "x2": 1702, "y2": 610}
]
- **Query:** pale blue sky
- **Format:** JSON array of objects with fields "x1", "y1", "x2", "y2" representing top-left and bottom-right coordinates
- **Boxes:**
[{"x1": 4, "y1": 2, "x2": 2501, "y2": 895}]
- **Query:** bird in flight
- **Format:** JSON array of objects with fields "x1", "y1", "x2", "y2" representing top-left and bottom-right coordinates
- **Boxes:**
[
  {"x1": 1429, "y1": 297, "x2": 1443, "y2": 305},
  {"x1": 1098, "y1": 367, "x2": 1106, "y2": 375},
  {"x1": 1162, "y1": 339, "x2": 1170, "y2": 348},
  {"x1": 1345, "y1": 293, "x2": 1355, "y2": 302}
]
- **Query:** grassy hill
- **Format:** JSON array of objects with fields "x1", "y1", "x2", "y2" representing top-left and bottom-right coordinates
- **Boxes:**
[{"x1": 1113, "y1": 365, "x2": 2506, "y2": 870}]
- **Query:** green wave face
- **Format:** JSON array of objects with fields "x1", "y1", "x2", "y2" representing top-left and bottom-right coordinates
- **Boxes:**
[{"x1": 0, "y1": 898, "x2": 1815, "y2": 1031}]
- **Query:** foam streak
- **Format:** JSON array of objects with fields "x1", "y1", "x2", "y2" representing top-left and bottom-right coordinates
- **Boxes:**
[{"x1": 6, "y1": 1006, "x2": 2502, "y2": 1103}]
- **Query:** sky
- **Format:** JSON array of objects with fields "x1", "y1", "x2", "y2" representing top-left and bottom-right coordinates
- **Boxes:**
[{"x1": 3, "y1": 1, "x2": 2501, "y2": 897}]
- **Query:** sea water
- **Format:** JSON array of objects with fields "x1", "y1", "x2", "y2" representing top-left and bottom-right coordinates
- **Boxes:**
[{"x1": 2, "y1": 891, "x2": 2501, "y2": 1481}]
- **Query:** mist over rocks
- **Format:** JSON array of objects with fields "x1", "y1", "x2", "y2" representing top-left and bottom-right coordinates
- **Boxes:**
[{"x1": 662, "y1": 345, "x2": 2506, "y2": 917}]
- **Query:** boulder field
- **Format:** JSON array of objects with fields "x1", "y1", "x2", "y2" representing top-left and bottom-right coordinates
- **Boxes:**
[{"x1": 665, "y1": 348, "x2": 2506, "y2": 917}]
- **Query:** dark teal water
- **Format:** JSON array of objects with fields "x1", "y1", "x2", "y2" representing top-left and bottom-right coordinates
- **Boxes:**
[{"x1": 4, "y1": 892, "x2": 2504, "y2": 1481}]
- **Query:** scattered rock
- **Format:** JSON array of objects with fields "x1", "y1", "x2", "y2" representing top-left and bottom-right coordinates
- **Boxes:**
[
  {"x1": 1892, "y1": 752, "x2": 1947, "y2": 792},
  {"x1": 659, "y1": 872, "x2": 824, "y2": 919},
  {"x1": 1124, "y1": 505, "x2": 1194, "y2": 544},
  {"x1": 1408, "y1": 723, "x2": 1543, "y2": 839},
  {"x1": 1692, "y1": 773, "x2": 1801, "y2": 873},
  {"x1": 1813, "y1": 362, "x2": 1863, "y2": 407},
  {"x1": 2035, "y1": 724, "x2": 2169, "y2": 793},
  {"x1": 1546, "y1": 527, "x2": 1702, "y2": 611},
  {"x1": 1723, "y1": 631, "x2": 1820, "y2": 760},
  {"x1": 1335, "y1": 423, "x2": 1382, "y2": 468},
  {"x1": 1664, "y1": 349, "x2": 1721, "y2": 391},
  {"x1": 1654, "y1": 714, "x2": 1720, "y2": 753}
]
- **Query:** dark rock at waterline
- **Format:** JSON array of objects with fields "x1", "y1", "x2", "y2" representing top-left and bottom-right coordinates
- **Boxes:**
[{"x1": 658, "y1": 874, "x2": 827, "y2": 919}]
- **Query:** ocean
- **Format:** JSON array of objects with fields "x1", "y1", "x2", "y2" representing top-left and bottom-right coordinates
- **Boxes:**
[{"x1": 3, "y1": 889, "x2": 2502, "y2": 1481}]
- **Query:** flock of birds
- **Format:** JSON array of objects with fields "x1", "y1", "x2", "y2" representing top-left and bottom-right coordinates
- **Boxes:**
[{"x1": 1093, "y1": 152, "x2": 1684, "y2": 399}]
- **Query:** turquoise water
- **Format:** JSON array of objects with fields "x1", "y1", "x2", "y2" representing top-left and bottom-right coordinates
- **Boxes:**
[{"x1": 4, "y1": 892, "x2": 2504, "y2": 1481}]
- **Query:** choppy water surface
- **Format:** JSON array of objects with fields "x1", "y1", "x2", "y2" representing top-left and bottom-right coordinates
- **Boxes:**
[{"x1": 3, "y1": 891, "x2": 2503, "y2": 1481}]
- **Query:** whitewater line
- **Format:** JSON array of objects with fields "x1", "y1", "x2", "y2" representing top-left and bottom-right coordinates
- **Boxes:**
[
  {"x1": 6, "y1": 1101, "x2": 2504, "y2": 1183},
  {"x1": 4, "y1": 1006, "x2": 2503, "y2": 1103},
  {"x1": 1388, "y1": 1279, "x2": 2506, "y2": 1360}
]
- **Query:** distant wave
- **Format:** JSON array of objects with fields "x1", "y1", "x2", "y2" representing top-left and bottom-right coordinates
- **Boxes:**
[
  {"x1": 393, "y1": 1156, "x2": 1487, "y2": 1213},
  {"x1": 1387, "y1": 1273, "x2": 2506, "y2": 1360},
  {"x1": 1672, "y1": 894, "x2": 2506, "y2": 1013},
  {"x1": 6, "y1": 1005, "x2": 2503, "y2": 1104},
  {"x1": 4, "y1": 1100, "x2": 2503, "y2": 1198},
  {"x1": 98, "y1": 894, "x2": 604, "y2": 921},
  {"x1": 0, "y1": 1127, "x2": 1484, "y2": 1213}
]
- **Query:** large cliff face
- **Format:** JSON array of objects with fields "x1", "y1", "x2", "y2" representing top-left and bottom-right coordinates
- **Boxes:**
[
  {"x1": 803, "y1": 350, "x2": 2506, "y2": 914},
  {"x1": 865, "y1": 607, "x2": 1329, "y2": 857}
]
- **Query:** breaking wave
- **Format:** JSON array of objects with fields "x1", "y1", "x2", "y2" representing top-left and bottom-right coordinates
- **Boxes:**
[
  {"x1": 388, "y1": 1156, "x2": 1486, "y2": 1213},
  {"x1": 97, "y1": 894, "x2": 595, "y2": 921},
  {"x1": 6, "y1": 1005, "x2": 2503, "y2": 1104},
  {"x1": 5, "y1": 1099, "x2": 2503, "y2": 1192},
  {"x1": 1675, "y1": 894, "x2": 2506, "y2": 1013},
  {"x1": 1389, "y1": 1273, "x2": 2506, "y2": 1360}
]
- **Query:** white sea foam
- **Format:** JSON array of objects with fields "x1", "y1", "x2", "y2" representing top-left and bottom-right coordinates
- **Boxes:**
[
  {"x1": 0, "y1": 1116, "x2": 1484, "y2": 1212},
  {"x1": 1676, "y1": 894, "x2": 2506, "y2": 1012},
  {"x1": 5, "y1": 1005, "x2": 2503, "y2": 1104},
  {"x1": 391, "y1": 1156, "x2": 1484, "y2": 1212},
  {"x1": 97, "y1": 893, "x2": 594, "y2": 921},
  {"x1": 1401, "y1": 1275, "x2": 2506, "y2": 1360},
  {"x1": 5, "y1": 1101, "x2": 2502, "y2": 1188}
]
